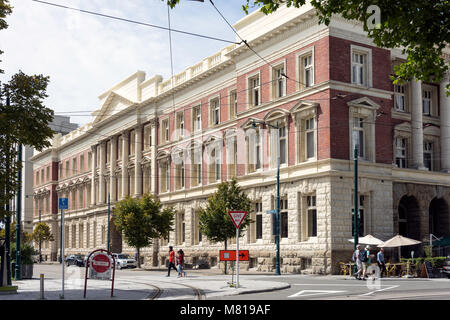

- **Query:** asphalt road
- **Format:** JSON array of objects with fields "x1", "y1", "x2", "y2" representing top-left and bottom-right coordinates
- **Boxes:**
[{"x1": 27, "y1": 264, "x2": 450, "y2": 300}]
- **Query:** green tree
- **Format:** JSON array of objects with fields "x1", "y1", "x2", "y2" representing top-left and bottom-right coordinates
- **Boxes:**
[
  {"x1": 31, "y1": 222, "x2": 54, "y2": 263},
  {"x1": 198, "y1": 178, "x2": 252, "y2": 274},
  {"x1": 0, "y1": 71, "x2": 55, "y2": 219},
  {"x1": 167, "y1": 0, "x2": 450, "y2": 93},
  {"x1": 113, "y1": 193, "x2": 175, "y2": 268}
]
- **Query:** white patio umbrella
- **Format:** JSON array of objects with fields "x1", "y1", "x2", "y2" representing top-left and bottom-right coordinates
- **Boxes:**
[
  {"x1": 348, "y1": 234, "x2": 384, "y2": 246},
  {"x1": 378, "y1": 234, "x2": 422, "y2": 262}
]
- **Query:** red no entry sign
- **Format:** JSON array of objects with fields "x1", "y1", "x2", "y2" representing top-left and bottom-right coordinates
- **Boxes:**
[{"x1": 91, "y1": 253, "x2": 111, "y2": 273}]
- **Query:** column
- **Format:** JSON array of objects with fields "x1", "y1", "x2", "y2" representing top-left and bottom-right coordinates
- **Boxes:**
[
  {"x1": 121, "y1": 130, "x2": 129, "y2": 199},
  {"x1": 110, "y1": 136, "x2": 117, "y2": 201},
  {"x1": 440, "y1": 72, "x2": 450, "y2": 172},
  {"x1": 150, "y1": 122, "x2": 157, "y2": 194},
  {"x1": 99, "y1": 141, "x2": 106, "y2": 204},
  {"x1": 410, "y1": 78, "x2": 426, "y2": 170},
  {"x1": 135, "y1": 125, "x2": 143, "y2": 197},
  {"x1": 90, "y1": 145, "x2": 97, "y2": 206}
]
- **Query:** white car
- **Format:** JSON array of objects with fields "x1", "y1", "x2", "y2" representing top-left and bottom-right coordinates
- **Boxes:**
[{"x1": 112, "y1": 253, "x2": 137, "y2": 270}]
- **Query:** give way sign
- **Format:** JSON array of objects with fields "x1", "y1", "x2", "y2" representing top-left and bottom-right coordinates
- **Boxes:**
[{"x1": 228, "y1": 211, "x2": 248, "y2": 229}]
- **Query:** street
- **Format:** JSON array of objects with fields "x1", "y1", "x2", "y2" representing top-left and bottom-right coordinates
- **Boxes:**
[{"x1": 4, "y1": 264, "x2": 450, "y2": 301}]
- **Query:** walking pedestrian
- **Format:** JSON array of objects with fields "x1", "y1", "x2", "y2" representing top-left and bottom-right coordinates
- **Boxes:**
[
  {"x1": 353, "y1": 244, "x2": 363, "y2": 280},
  {"x1": 177, "y1": 249, "x2": 186, "y2": 278},
  {"x1": 377, "y1": 247, "x2": 386, "y2": 278},
  {"x1": 362, "y1": 245, "x2": 370, "y2": 279},
  {"x1": 167, "y1": 246, "x2": 177, "y2": 277}
]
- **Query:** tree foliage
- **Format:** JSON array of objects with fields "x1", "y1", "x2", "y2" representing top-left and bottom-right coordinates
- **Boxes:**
[
  {"x1": 167, "y1": 0, "x2": 450, "y2": 93},
  {"x1": 0, "y1": 71, "x2": 55, "y2": 219},
  {"x1": 198, "y1": 178, "x2": 252, "y2": 244},
  {"x1": 113, "y1": 194, "x2": 175, "y2": 267}
]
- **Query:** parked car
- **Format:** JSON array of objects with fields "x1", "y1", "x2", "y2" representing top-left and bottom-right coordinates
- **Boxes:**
[
  {"x1": 442, "y1": 257, "x2": 450, "y2": 278},
  {"x1": 65, "y1": 254, "x2": 85, "y2": 267},
  {"x1": 112, "y1": 253, "x2": 137, "y2": 270}
]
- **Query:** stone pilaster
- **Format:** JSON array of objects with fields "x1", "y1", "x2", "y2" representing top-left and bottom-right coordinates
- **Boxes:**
[
  {"x1": 121, "y1": 130, "x2": 129, "y2": 199},
  {"x1": 135, "y1": 125, "x2": 143, "y2": 197},
  {"x1": 99, "y1": 141, "x2": 106, "y2": 204},
  {"x1": 410, "y1": 78, "x2": 426, "y2": 170},
  {"x1": 110, "y1": 135, "x2": 117, "y2": 201},
  {"x1": 90, "y1": 145, "x2": 97, "y2": 206},
  {"x1": 440, "y1": 72, "x2": 450, "y2": 172}
]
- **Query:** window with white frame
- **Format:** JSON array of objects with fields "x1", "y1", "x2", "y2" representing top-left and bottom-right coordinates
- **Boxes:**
[
  {"x1": 300, "y1": 53, "x2": 313, "y2": 89},
  {"x1": 162, "y1": 119, "x2": 169, "y2": 143},
  {"x1": 423, "y1": 141, "x2": 433, "y2": 171},
  {"x1": 65, "y1": 160, "x2": 70, "y2": 178},
  {"x1": 394, "y1": 84, "x2": 406, "y2": 112},
  {"x1": 352, "y1": 194, "x2": 365, "y2": 237},
  {"x1": 210, "y1": 98, "x2": 220, "y2": 126},
  {"x1": 422, "y1": 89, "x2": 432, "y2": 116},
  {"x1": 159, "y1": 160, "x2": 170, "y2": 193},
  {"x1": 229, "y1": 90, "x2": 237, "y2": 119},
  {"x1": 255, "y1": 201, "x2": 263, "y2": 240},
  {"x1": 106, "y1": 141, "x2": 110, "y2": 164},
  {"x1": 272, "y1": 197, "x2": 288, "y2": 238},
  {"x1": 395, "y1": 137, "x2": 407, "y2": 168},
  {"x1": 208, "y1": 146, "x2": 221, "y2": 183},
  {"x1": 129, "y1": 130, "x2": 136, "y2": 156},
  {"x1": 247, "y1": 128, "x2": 262, "y2": 173},
  {"x1": 190, "y1": 145, "x2": 202, "y2": 187},
  {"x1": 274, "y1": 124, "x2": 287, "y2": 166},
  {"x1": 192, "y1": 105, "x2": 202, "y2": 132},
  {"x1": 351, "y1": 52, "x2": 367, "y2": 85},
  {"x1": 175, "y1": 153, "x2": 185, "y2": 190},
  {"x1": 248, "y1": 74, "x2": 260, "y2": 107},
  {"x1": 226, "y1": 135, "x2": 237, "y2": 178},
  {"x1": 305, "y1": 117, "x2": 315, "y2": 160},
  {"x1": 176, "y1": 112, "x2": 185, "y2": 139},
  {"x1": 352, "y1": 117, "x2": 365, "y2": 158},
  {"x1": 273, "y1": 65, "x2": 285, "y2": 98},
  {"x1": 306, "y1": 194, "x2": 317, "y2": 237},
  {"x1": 144, "y1": 125, "x2": 152, "y2": 150}
]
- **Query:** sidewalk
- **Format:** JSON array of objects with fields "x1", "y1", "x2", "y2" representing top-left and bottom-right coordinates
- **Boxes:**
[{"x1": 1, "y1": 268, "x2": 291, "y2": 300}]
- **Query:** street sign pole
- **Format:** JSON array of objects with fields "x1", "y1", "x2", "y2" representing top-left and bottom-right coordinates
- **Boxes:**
[
  {"x1": 236, "y1": 227, "x2": 239, "y2": 289},
  {"x1": 61, "y1": 207, "x2": 64, "y2": 299}
]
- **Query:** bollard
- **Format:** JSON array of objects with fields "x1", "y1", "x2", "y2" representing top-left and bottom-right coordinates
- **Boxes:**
[{"x1": 40, "y1": 274, "x2": 45, "y2": 300}]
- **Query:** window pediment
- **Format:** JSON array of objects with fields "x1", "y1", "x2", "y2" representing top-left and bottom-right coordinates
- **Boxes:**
[
  {"x1": 347, "y1": 97, "x2": 380, "y2": 111},
  {"x1": 290, "y1": 100, "x2": 318, "y2": 118},
  {"x1": 263, "y1": 108, "x2": 290, "y2": 123}
]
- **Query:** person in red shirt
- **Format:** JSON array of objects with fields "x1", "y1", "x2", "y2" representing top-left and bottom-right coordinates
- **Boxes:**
[{"x1": 167, "y1": 246, "x2": 177, "y2": 277}]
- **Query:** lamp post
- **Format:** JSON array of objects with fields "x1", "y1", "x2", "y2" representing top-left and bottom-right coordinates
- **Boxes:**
[
  {"x1": 15, "y1": 143, "x2": 22, "y2": 280},
  {"x1": 252, "y1": 120, "x2": 281, "y2": 275},
  {"x1": 353, "y1": 145, "x2": 359, "y2": 275},
  {"x1": 107, "y1": 192, "x2": 111, "y2": 252}
]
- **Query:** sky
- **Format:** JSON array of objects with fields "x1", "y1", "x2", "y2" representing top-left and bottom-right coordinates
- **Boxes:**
[{"x1": 0, "y1": 0, "x2": 258, "y2": 126}]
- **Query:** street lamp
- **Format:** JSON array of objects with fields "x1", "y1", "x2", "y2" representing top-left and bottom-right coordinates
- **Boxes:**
[{"x1": 252, "y1": 120, "x2": 281, "y2": 275}]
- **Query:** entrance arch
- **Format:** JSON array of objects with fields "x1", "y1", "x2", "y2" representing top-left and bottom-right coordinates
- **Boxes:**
[
  {"x1": 397, "y1": 195, "x2": 423, "y2": 257},
  {"x1": 429, "y1": 197, "x2": 450, "y2": 238}
]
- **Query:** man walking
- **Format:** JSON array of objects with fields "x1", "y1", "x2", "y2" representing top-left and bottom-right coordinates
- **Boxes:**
[
  {"x1": 377, "y1": 247, "x2": 386, "y2": 278},
  {"x1": 353, "y1": 244, "x2": 363, "y2": 280},
  {"x1": 167, "y1": 246, "x2": 177, "y2": 277}
]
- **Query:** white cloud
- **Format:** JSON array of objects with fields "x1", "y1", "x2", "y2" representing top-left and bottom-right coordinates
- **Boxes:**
[{"x1": 0, "y1": 0, "x2": 256, "y2": 126}]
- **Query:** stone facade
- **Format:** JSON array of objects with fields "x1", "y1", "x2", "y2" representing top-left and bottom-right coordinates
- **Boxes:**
[{"x1": 31, "y1": 5, "x2": 450, "y2": 273}]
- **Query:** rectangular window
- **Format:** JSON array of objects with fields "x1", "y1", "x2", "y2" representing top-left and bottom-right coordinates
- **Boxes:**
[
  {"x1": 129, "y1": 130, "x2": 135, "y2": 156},
  {"x1": 352, "y1": 195, "x2": 365, "y2": 237},
  {"x1": 176, "y1": 112, "x2": 185, "y2": 138},
  {"x1": 352, "y1": 52, "x2": 366, "y2": 85},
  {"x1": 352, "y1": 117, "x2": 365, "y2": 158},
  {"x1": 144, "y1": 125, "x2": 152, "y2": 150},
  {"x1": 272, "y1": 198, "x2": 288, "y2": 238},
  {"x1": 394, "y1": 84, "x2": 406, "y2": 112},
  {"x1": 423, "y1": 142, "x2": 433, "y2": 171},
  {"x1": 191, "y1": 147, "x2": 202, "y2": 187},
  {"x1": 279, "y1": 125, "x2": 287, "y2": 165},
  {"x1": 273, "y1": 66, "x2": 285, "y2": 98},
  {"x1": 162, "y1": 119, "x2": 169, "y2": 143},
  {"x1": 423, "y1": 89, "x2": 432, "y2": 116},
  {"x1": 175, "y1": 158, "x2": 185, "y2": 190},
  {"x1": 210, "y1": 98, "x2": 220, "y2": 126},
  {"x1": 255, "y1": 202, "x2": 263, "y2": 240},
  {"x1": 229, "y1": 90, "x2": 237, "y2": 119},
  {"x1": 307, "y1": 195, "x2": 317, "y2": 237},
  {"x1": 46, "y1": 167, "x2": 50, "y2": 181},
  {"x1": 192, "y1": 106, "x2": 202, "y2": 132},
  {"x1": 80, "y1": 155, "x2": 84, "y2": 172},
  {"x1": 247, "y1": 129, "x2": 261, "y2": 173},
  {"x1": 305, "y1": 118, "x2": 315, "y2": 159},
  {"x1": 249, "y1": 75, "x2": 260, "y2": 107},
  {"x1": 395, "y1": 137, "x2": 407, "y2": 168},
  {"x1": 65, "y1": 160, "x2": 70, "y2": 178},
  {"x1": 160, "y1": 162, "x2": 170, "y2": 193},
  {"x1": 106, "y1": 141, "x2": 111, "y2": 164},
  {"x1": 302, "y1": 54, "x2": 313, "y2": 88}
]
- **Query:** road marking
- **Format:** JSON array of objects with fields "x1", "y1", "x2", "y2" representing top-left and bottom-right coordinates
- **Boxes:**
[
  {"x1": 293, "y1": 284, "x2": 394, "y2": 287},
  {"x1": 358, "y1": 285, "x2": 399, "y2": 296},
  {"x1": 288, "y1": 290, "x2": 346, "y2": 298}
]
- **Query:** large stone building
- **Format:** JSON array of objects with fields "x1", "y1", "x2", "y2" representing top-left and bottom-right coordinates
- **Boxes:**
[{"x1": 31, "y1": 5, "x2": 450, "y2": 274}]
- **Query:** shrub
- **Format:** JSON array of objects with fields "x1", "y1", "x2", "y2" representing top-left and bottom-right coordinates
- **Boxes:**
[{"x1": 10, "y1": 242, "x2": 35, "y2": 265}]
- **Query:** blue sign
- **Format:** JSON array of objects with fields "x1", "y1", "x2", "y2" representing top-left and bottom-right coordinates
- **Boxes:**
[
  {"x1": 59, "y1": 198, "x2": 68, "y2": 210},
  {"x1": 266, "y1": 210, "x2": 277, "y2": 214}
]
